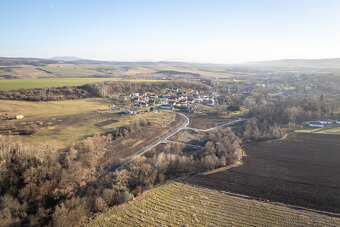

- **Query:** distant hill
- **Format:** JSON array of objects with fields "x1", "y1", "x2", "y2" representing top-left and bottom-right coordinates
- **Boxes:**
[
  {"x1": 0, "y1": 57, "x2": 59, "y2": 66},
  {"x1": 48, "y1": 56, "x2": 85, "y2": 61},
  {"x1": 1, "y1": 56, "x2": 339, "y2": 69},
  {"x1": 243, "y1": 58, "x2": 340, "y2": 68}
]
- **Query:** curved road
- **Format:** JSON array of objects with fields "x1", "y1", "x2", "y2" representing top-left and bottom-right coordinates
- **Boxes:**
[{"x1": 109, "y1": 112, "x2": 245, "y2": 172}]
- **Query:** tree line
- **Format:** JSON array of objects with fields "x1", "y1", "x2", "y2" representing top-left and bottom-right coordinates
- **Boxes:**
[{"x1": 0, "y1": 80, "x2": 211, "y2": 101}]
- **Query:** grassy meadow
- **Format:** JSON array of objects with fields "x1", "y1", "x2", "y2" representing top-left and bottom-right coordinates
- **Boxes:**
[
  {"x1": 90, "y1": 182, "x2": 340, "y2": 226},
  {"x1": 0, "y1": 98, "x2": 174, "y2": 147},
  {"x1": 0, "y1": 77, "x2": 163, "y2": 91},
  {"x1": 296, "y1": 126, "x2": 340, "y2": 135}
]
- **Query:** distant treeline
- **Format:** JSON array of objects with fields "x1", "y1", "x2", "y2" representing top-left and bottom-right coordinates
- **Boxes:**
[
  {"x1": 0, "y1": 80, "x2": 211, "y2": 101},
  {"x1": 0, "y1": 57, "x2": 58, "y2": 66}
]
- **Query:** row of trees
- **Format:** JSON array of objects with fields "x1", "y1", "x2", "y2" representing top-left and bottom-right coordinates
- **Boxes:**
[
  {"x1": 83, "y1": 80, "x2": 211, "y2": 98},
  {"x1": 0, "y1": 86, "x2": 94, "y2": 101},
  {"x1": 0, "y1": 80, "x2": 210, "y2": 101}
]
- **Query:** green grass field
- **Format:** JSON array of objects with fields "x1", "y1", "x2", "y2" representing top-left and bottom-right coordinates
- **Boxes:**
[
  {"x1": 90, "y1": 182, "x2": 340, "y2": 226},
  {"x1": 0, "y1": 98, "x2": 174, "y2": 147},
  {"x1": 38, "y1": 65, "x2": 104, "y2": 77},
  {"x1": 296, "y1": 126, "x2": 340, "y2": 135},
  {"x1": 195, "y1": 104, "x2": 248, "y2": 118},
  {"x1": 0, "y1": 78, "x2": 163, "y2": 91},
  {"x1": 0, "y1": 98, "x2": 112, "y2": 117}
]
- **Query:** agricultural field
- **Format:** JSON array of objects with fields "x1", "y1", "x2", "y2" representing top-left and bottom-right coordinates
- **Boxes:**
[
  {"x1": 183, "y1": 133, "x2": 340, "y2": 213},
  {"x1": 0, "y1": 77, "x2": 162, "y2": 91},
  {"x1": 90, "y1": 182, "x2": 340, "y2": 226},
  {"x1": 187, "y1": 104, "x2": 247, "y2": 129},
  {"x1": 296, "y1": 126, "x2": 340, "y2": 135},
  {"x1": 0, "y1": 98, "x2": 176, "y2": 148},
  {"x1": 38, "y1": 64, "x2": 105, "y2": 77}
]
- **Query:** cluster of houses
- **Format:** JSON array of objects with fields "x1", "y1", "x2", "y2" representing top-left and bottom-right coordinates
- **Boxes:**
[
  {"x1": 117, "y1": 89, "x2": 218, "y2": 114},
  {"x1": 304, "y1": 120, "x2": 340, "y2": 128}
]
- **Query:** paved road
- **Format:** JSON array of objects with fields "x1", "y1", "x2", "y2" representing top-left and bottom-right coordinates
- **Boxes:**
[
  {"x1": 108, "y1": 112, "x2": 189, "y2": 172},
  {"x1": 109, "y1": 112, "x2": 244, "y2": 172}
]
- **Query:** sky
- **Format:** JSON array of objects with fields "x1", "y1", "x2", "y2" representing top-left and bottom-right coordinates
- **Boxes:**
[{"x1": 0, "y1": 0, "x2": 339, "y2": 64}]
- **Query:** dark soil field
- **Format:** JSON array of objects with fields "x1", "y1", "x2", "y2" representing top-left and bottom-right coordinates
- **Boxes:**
[{"x1": 183, "y1": 133, "x2": 340, "y2": 213}]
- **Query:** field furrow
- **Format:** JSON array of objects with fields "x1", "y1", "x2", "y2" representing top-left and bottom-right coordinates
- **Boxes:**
[{"x1": 90, "y1": 182, "x2": 340, "y2": 226}]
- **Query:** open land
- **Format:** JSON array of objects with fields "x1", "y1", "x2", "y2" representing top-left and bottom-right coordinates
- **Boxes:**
[
  {"x1": 0, "y1": 98, "x2": 176, "y2": 148},
  {"x1": 183, "y1": 133, "x2": 340, "y2": 213},
  {"x1": 0, "y1": 77, "x2": 162, "y2": 91},
  {"x1": 90, "y1": 182, "x2": 340, "y2": 227},
  {"x1": 296, "y1": 126, "x2": 340, "y2": 135}
]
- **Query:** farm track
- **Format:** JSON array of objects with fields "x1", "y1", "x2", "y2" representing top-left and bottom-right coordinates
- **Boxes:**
[{"x1": 90, "y1": 182, "x2": 340, "y2": 226}]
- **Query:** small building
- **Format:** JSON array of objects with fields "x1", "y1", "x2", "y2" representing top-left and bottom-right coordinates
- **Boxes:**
[
  {"x1": 206, "y1": 98, "x2": 215, "y2": 106},
  {"x1": 158, "y1": 105, "x2": 173, "y2": 110},
  {"x1": 140, "y1": 102, "x2": 148, "y2": 107},
  {"x1": 15, "y1": 115, "x2": 24, "y2": 119},
  {"x1": 122, "y1": 110, "x2": 137, "y2": 115},
  {"x1": 148, "y1": 100, "x2": 155, "y2": 106},
  {"x1": 149, "y1": 95, "x2": 158, "y2": 99}
]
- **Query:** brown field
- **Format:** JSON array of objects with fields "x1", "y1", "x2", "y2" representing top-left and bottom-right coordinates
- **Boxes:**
[
  {"x1": 90, "y1": 182, "x2": 340, "y2": 226},
  {"x1": 183, "y1": 133, "x2": 340, "y2": 213}
]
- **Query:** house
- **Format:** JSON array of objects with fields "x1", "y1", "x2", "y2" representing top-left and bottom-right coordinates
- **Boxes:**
[
  {"x1": 208, "y1": 91, "x2": 218, "y2": 95},
  {"x1": 148, "y1": 100, "x2": 155, "y2": 106},
  {"x1": 306, "y1": 122, "x2": 323, "y2": 127},
  {"x1": 140, "y1": 102, "x2": 148, "y2": 107},
  {"x1": 192, "y1": 91, "x2": 199, "y2": 97},
  {"x1": 122, "y1": 110, "x2": 137, "y2": 115},
  {"x1": 195, "y1": 98, "x2": 203, "y2": 103},
  {"x1": 206, "y1": 98, "x2": 215, "y2": 106},
  {"x1": 168, "y1": 101, "x2": 176, "y2": 106},
  {"x1": 180, "y1": 99, "x2": 188, "y2": 107},
  {"x1": 149, "y1": 95, "x2": 158, "y2": 99},
  {"x1": 168, "y1": 96, "x2": 178, "y2": 102},
  {"x1": 133, "y1": 97, "x2": 140, "y2": 102},
  {"x1": 157, "y1": 105, "x2": 173, "y2": 110},
  {"x1": 132, "y1": 93, "x2": 139, "y2": 97},
  {"x1": 15, "y1": 115, "x2": 24, "y2": 119},
  {"x1": 187, "y1": 98, "x2": 195, "y2": 104}
]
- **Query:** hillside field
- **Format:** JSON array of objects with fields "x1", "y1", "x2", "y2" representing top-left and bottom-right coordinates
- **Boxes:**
[
  {"x1": 90, "y1": 182, "x2": 340, "y2": 226},
  {"x1": 0, "y1": 78, "x2": 162, "y2": 91}
]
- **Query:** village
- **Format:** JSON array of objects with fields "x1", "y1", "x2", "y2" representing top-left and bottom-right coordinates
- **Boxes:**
[{"x1": 113, "y1": 88, "x2": 219, "y2": 115}]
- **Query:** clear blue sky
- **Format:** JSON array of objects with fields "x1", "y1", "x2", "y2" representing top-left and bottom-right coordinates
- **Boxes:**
[{"x1": 1, "y1": 0, "x2": 339, "y2": 63}]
